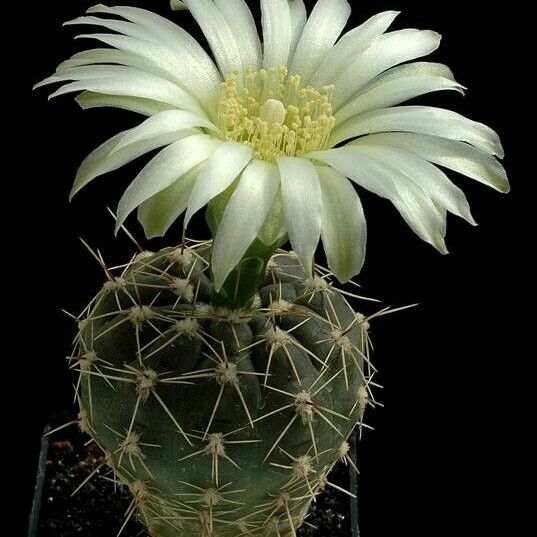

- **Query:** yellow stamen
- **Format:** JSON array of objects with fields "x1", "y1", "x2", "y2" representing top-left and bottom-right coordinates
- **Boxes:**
[{"x1": 217, "y1": 66, "x2": 336, "y2": 161}]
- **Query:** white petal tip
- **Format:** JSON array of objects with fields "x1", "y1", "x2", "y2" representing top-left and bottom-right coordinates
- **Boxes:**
[
  {"x1": 432, "y1": 234, "x2": 449, "y2": 255},
  {"x1": 87, "y1": 4, "x2": 107, "y2": 14},
  {"x1": 170, "y1": 0, "x2": 188, "y2": 10},
  {"x1": 335, "y1": 274, "x2": 352, "y2": 285},
  {"x1": 431, "y1": 32, "x2": 443, "y2": 46},
  {"x1": 212, "y1": 273, "x2": 226, "y2": 293},
  {"x1": 183, "y1": 211, "x2": 194, "y2": 230},
  {"x1": 460, "y1": 206, "x2": 477, "y2": 227},
  {"x1": 379, "y1": 10, "x2": 401, "y2": 20},
  {"x1": 144, "y1": 230, "x2": 164, "y2": 240},
  {"x1": 500, "y1": 182, "x2": 511, "y2": 194},
  {"x1": 62, "y1": 18, "x2": 81, "y2": 27}
]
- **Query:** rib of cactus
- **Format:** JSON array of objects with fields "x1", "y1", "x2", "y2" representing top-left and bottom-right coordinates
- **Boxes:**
[{"x1": 75, "y1": 243, "x2": 372, "y2": 537}]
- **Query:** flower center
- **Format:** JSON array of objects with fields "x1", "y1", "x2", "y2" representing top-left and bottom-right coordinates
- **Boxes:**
[{"x1": 217, "y1": 66, "x2": 336, "y2": 161}]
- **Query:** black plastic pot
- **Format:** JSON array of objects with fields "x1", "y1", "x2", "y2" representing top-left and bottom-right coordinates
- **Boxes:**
[{"x1": 29, "y1": 421, "x2": 360, "y2": 537}]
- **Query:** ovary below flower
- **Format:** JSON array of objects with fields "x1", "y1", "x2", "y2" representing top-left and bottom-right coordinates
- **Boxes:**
[{"x1": 35, "y1": 0, "x2": 509, "y2": 290}]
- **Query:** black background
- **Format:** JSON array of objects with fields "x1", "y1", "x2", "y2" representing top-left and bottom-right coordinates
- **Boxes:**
[{"x1": 22, "y1": 1, "x2": 526, "y2": 536}]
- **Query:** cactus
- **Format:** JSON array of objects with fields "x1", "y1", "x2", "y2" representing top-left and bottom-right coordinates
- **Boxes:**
[
  {"x1": 74, "y1": 242, "x2": 372, "y2": 536},
  {"x1": 34, "y1": 2, "x2": 508, "y2": 536}
]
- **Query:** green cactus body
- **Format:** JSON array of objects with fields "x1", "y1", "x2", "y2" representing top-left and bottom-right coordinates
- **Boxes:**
[{"x1": 75, "y1": 243, "x2": 371, "y2": 537}]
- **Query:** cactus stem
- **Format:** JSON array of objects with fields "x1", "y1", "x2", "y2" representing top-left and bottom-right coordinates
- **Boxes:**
[{"x1": 65, "y1": 241, "x2": 375, "y2": 534}]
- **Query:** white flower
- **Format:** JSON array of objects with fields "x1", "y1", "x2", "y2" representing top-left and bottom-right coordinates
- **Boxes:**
[{"x1": 35, "y1": 1, "x2": 508, "y2": 290}]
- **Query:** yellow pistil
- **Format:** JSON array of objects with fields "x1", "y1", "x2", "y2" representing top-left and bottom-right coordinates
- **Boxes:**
[{"x1": 217, "y1": 66, "x2": 336, "y2": 161}]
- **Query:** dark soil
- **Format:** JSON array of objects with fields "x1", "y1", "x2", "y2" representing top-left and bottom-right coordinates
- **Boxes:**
[{"x1": 35, "y1": 416, "x2": 356, "y2": 537}]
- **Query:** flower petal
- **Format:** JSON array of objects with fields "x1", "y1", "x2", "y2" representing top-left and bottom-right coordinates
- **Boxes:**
[
  {"x1": 182, "y1": 0, "x2": 243, "y2": 77},
  {"x1": 336, "y1": 62, "x2": 464, "y2": 123},
  {"x1": 310, "y1": 10, "x2": 400, "y2": 87},
  {"x1": 66, "y1": 31, "x2": 219, "y2": 110},
  {"x1": 261, "y1": 0, "x2": 292, "y2": 69},
  {"x1": 116, "y1": 134, "x2": 219, "y2": 231},
  {"x1": 214, "y1": 0, "x2": 262, "y2": 72},
  {"x1": 75, "y1": 92, "x2": 173, "y2": 116},
  {"x1": 212, "y1": 160, "x2": 280, "y2": 290},
  {"x1": 257, "y1": 188, "x2": 287, "y2": 246},
  {"x1": 56, "y1": 48, "x2": 155, "y2": 74},
  {"x1": 289, "y1": 0, "x2": 307, "y2": 57},
  {"x1": 330, "y1": 106, "x2": 504, "y2": 157},
  {"x1": 185, "y1": 141, "x2": 254, "y2": 227},
  {"x1": 290, "y1": 0, "x2": 351, "y2": 84},
  {"x1": 348, "y1": 143, "x2": 475, "y2": 224},
  {"x1": 64, "y1": 15, "x2": 152, "y2": 40},
  {"x1": 70, "y1": 128, "x2": 198, "y2": 199},
  {"x1": 278, "y1": 157, "x2": 322, "y2": 276},
  {"x1": 42, "y1": 65, "x2": 207, "y2": 117},
  {"x1": 332, "y1": 29, "x2": 442, "y2": 110},
  {"x1": 317, "y1": 166, "x2": 366, "y2": 281},
  {"x1": 310, "y1": 148, "x2": 448, "y2": 253},
  {"x1": 138, "y1": 164, "x2": 202, "y2": 239},
  {"x1": 85, "y1": 5, "x2": 221, "y2": 99},
  {"x1": 350, "y1": 132, "x2": 510, "y2": 193},
  {"x1": 87, "y1": 5, "x2": 218, "y2": 71},
  {"x1": 111, "y1": 110, "x2": 219, "y2": 153}
]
